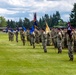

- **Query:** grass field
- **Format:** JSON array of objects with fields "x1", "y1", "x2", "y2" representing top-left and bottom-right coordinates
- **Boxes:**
[{"x1": 0, "y1": 32, "x2": 76, "y2": 75}]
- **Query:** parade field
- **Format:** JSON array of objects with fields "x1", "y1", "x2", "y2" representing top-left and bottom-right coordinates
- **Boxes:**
[{"x1": 0, "y1": 32, "x2": 76, "y2": 75}]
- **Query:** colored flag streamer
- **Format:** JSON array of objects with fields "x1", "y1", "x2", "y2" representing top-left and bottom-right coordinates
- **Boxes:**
[
  {"x1": 5, "y1": 27, "x2": 8, "y2": 32},
  {"x1": 67, "y1": 22, "x2": 72, "y2": 31},
  {"x1": 30, "y1": 25, "x2": 35, "y2": 34},
  {"x1": 45, "y1": 22, "x2": 50, "y2": 34},
  {"x1": 34, "y1": 13, "x2": 37, "y2": 26},
  {"x1": 22, "y1": 26, "x2": 26, "y2": 31}
]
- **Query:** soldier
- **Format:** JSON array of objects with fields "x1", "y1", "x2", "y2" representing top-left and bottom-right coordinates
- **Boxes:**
[
  {"x1": 42, "y1": 28, "x2": 47, "y2": 53},
  {"x1": 61, "y1": 29, "x2": 65, "y2": 49},
  {"x1": 64, "y1": 28, "x2": 68, "y2": 48},
  {"x1": 20, "y1": 29, "x2": 25, "y2": 46},
  {"x1": 47, "y1": 32, "x2": 51, "y2": 46},
  {"x1": 35, "y1": 29, "x2": 40, "y2": 44},
  {"x1": 39, "y1": 29, "x2": 43, "y2": 42},
  {"x1": 15, "y1": 29, "x2": 18, "y2": 42},
  {"x1": 54, "y1": 28, "x2": 58, "y2": 48},
  {"x1": 51, "y1": 28, "x2": 55, "y2": 46},
  {"x1": 67, "y1": 29, "x2": 74, "y2": 61},
  {"x1": 26, "y1": 29, "x2": 30, "y2": 41},
  {"x1": 51, "y1": 28, "x2": 57, "y2": 48},
  {"x1": 30, "y1": 31, "x2": 35, "y2": 48},
  {"x1": 57, "y1": 29, "x2": 62, "y2": 53},
  {"x1": 8, "y1": 29, "x2": 11, "y2": 41},
  {"x1": 73, "y1": 28, "x2": 76, "y2": 52},
  {"x1": 10, "y1": 29, "x2": 14, "y2": 41}
]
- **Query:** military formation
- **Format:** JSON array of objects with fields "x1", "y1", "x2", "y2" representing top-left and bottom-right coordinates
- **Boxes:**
[{"x1": 7, "y1": 26, "x2": 76, "y2": 61}]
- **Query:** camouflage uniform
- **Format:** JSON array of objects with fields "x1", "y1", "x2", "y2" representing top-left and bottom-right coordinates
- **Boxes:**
[
  {"x1": 26, "y1": 29, "x2": 30, "y2": 41},
  {"x1": 47, "y1": 32, "x2": 51, "y2": 46},
  {"x1": 52, "y1": 29, "x2": 57, "y2": 48},
  {"x1": 21, "y1": 29, "x2": 25, "y2": 46},
  {"x1": 64, "y1": 29, "x2": 68, "y2": 48},
  {"x1": 35, "y1": 29, "x2": 40, "y2": 44},
  {"x1": 51, "y1": 28, "x2": 57, "y2": 48},
  {"x1": 30, "y1": 31, "x2": 35, "y2": 48},
  {"x1": 10, "y1": 31, "x2": 14, "y2": 41},
  {"x1": 8, "y1": 30, "x2": 11, "y2": 41},
  {"x1": 15, "y1": 30, "x2": 18, "y2": 42},
  {"x1": 20, "y1": 30, "x2": 22, "y2": 41},
  {"x1": 42, "y1": 29, "x2": 47, "y2": 53},
  {"x1": 57, "y1": 29, "x2": 62, "y2": 53},
  {"x1": 74, "y1": 29, "x2": 76, "y2": 52},
  {"x1": 39, "y1": 30, "x2": 43, "y2": 42},
  {"x1": 61, "y1": 29, "x2": 65, "y2": 49},
  {"x1": 67, "y1": 31, "x2": 74, "y2": 61}
]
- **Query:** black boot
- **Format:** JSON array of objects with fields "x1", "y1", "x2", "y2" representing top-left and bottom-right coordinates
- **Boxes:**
[{"x1": 69, "y1": 58, "x2": 73, "y2": 61}]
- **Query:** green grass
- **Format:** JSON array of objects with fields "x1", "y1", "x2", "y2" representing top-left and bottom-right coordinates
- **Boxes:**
[{"x1": 0, "y1": 32, "x2": 76, "y2": 75}]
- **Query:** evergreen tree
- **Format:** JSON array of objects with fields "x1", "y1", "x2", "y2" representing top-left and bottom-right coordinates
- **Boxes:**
[
  {"x1": 23, "y1": 18, "x2": 30, "y2": 28},
  {"x1": 49, "y1": 15, "x2": 53, "y2": 27},
  {"x1": 7, "y1": 20, "x2": 10, "y2": 27},
  {"x1": 39, "y1": 18, "x2": 42, "y2": 28},
  {"x1": 10, "y1": 20, "x2": 16, "y2": 28},
  {"x1": 18, "y1": 18, "x2": 23, "y2": 27},
  {"x1": 70, "y1": 3, "x2": 76, "y2": 27}
]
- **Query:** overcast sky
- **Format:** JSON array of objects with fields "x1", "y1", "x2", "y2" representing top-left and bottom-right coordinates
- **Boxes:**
[{"x1": 0, "y1": 0, "x2": 76, "y2": 22}]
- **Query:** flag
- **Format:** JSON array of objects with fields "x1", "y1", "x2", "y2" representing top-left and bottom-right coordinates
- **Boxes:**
[
  {"x1": 22, "y1": 26, "x2": 26, "y2": 31},
  {"x1": 16, "y1": 26, "x2": 19, "y2": 31},
  {"x1": 34, "y1": 13, "x2": 36, "y2": 21},
  {"x1": 67, "y1": 22, "x2": 72, "y2": 31},
  {"x1": 67, "y1": 22, "x2": 72, "y2": 39},
  {"x1": 45, "y1": 22, "x2": 50, "y2": 34},
  {"x1": 5, "y1": 27, "x2": 8, "y2": 32},
  {"x1": 10, "y1": 28, "x2": 13, "y2": 32},
  {"x1": 30, "y1": 25, "x2": 35, "y2": 34},
  {"x1": 34, "y1": 13, "x2": 37, "y2": 26}
]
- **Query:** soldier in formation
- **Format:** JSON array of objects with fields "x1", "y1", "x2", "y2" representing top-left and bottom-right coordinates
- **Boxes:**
[
  {"x1": 67, "y1": 29, "x2": 74, "y2": 61},
  {"x1": 73, "y1": 28, "x2": 76, "y2": 52},
  {"x1": 15, "y1": 29, "x2": 19, "y2": 42},
  {"x1": 8, "y1": 29, "x2": 14, "y2": 41},
  {"x1": 30, "y1": 31, "x2": 35, "y2": 48},
  {"x1": 47, "y1": 32, "x2": 51, "y2": 46},
  {"x1": 26, "y1": 29, "x2": 30, "y2": 41},
  {"x1": 41, "y1": 28, "x2": 47, "y2": 53},
  {"x1": 57, "y1": 29, "x2": 62, "y2": 53},
  {"x1": 20, "y1": 29, "x2": 26, "y2": 46},
  {"x1": 51, "y1": 28, "x2": 57, "y2": 48},
  {"x1": 35, "y1": 28, "x2": 40, "y2": 44}
]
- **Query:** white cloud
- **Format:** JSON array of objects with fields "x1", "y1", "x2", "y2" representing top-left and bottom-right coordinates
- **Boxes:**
[
  {"x1": 0, "y1": 8, "x2": 18, "y2": 15},
  {"x1": 0, "y1": 0, "x2": 76, "y2": 21},
  {"x1": 8, "y1": 0, "x2": 25, "y2": 7},
  {"x1": 61, "y1": 14, "x2": 70, "y2": 22}
]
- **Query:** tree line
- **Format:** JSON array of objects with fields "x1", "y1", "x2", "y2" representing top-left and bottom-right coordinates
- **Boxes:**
[
  {"x1": 0, "y1": 11, "x2": 67, "y2": 29},
  {"x1": 0, "y1": 3, "x2": 76, "y2": 28}
]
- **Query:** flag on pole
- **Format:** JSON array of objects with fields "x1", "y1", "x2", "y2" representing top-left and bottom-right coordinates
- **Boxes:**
[
  {"x1": 45, "y1": 22, "x2": 50, "y2": 34},
  {"x1": 34, "y1": 13, "x2": 37, "y2": 26},
  {"x1": 30, "y1": 25, "x2": 35, "y2": 34},
  {"x1": 22, "y1": 26, "x2": 26, "y2": 31},
  {"x1": 67, "y1": 22, "x2": 72, "y2": 39},
  {"x1": 5, "y1": 27, "x2": 8, "y2": 32},
  {"x1": 67, "y1": 22, "x2": 72, "y2": 31}
]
